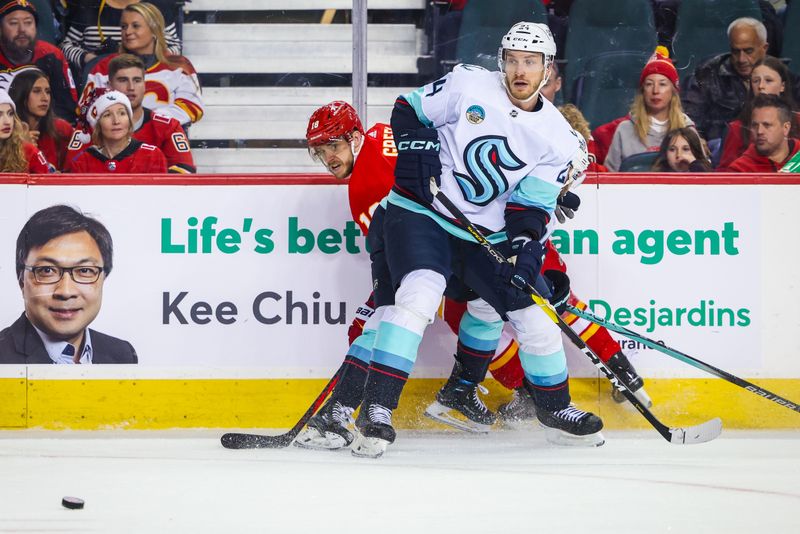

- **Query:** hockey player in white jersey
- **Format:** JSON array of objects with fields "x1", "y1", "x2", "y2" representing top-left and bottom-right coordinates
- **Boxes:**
[{"x1": 351, "y1": 22, "x2": 604, "y2": 458}]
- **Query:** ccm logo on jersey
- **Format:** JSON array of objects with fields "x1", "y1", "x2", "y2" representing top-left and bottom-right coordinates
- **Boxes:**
[{"x1": 397, "y1": 140, "x2": 440, "y2": 151}]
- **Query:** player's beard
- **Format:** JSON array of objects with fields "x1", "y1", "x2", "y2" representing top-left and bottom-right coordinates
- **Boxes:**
[
  {"x1": 506, "y1": 72, "x2": 543, "y2": 103},
  {"x1": 2, "y1": 34, "x2": 35, "y2": 63}
]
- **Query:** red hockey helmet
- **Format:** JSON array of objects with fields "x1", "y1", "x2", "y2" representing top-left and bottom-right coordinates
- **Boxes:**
[{"x1": 306, "y1": 101, "x2": 364, "y2": 150}]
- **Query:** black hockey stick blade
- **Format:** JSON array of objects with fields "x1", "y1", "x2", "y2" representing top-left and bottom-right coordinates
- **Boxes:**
[
  {"x1": 220, "y1": 366, "x2": 343, "y2": 450},
  {"x1": 568, "y1": 304, "x2": 800, "y2": 415},
  {"x1": 430, "y1": 181, "x2": 722, "y2": 445},
  {"x1": 221, "y1": 431, "x2": 295, "y2": 449}
]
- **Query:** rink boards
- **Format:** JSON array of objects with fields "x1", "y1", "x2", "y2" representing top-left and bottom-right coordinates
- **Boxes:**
[{"x1": 0, "y1": 173, "x2": 798, "y2": 430}]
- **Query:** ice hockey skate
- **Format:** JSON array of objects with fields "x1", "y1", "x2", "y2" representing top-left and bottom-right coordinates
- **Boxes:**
[
  {"x1": 606, "y1": 352, "x2": 653, "y2": 408},
  {"x1": 497, "y1": 387, "x2": 537, "y2": 427},
  {"x1": 537, "y1": 404, "x2": 605, "y2": 447},
  {"x1": 424, "y1": 368, "x2": 496, "y2": 433},
  {"x1": 351, "y1": 403, "x2": 396, "y2": 459},
  {"x1": 294, "y1": 400, "x2": 355, "y2": 451}
]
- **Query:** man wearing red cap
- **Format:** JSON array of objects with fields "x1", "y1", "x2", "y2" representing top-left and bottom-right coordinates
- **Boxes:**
[
  {"x1": 0, "y1": 0, "x2": 77, "y2": 122},
  {"x1": 605, "y1": 47, "x2": 695, "y2": 171}
]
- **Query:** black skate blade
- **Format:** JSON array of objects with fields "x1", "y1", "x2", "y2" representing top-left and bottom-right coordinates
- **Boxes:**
[{"x1": 220, "y1": 432, "x2": 294, "y2": 449}]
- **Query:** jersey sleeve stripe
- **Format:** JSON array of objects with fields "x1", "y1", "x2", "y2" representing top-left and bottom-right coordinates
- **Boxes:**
[{"x1": 399, "y1": 88, "x2": 434, "y2": 128}]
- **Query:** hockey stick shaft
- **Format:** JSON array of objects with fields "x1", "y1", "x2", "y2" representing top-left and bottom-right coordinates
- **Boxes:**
[
  {"x1": 430, "y1": 181, "x2": 720, "y2": 443},
  {"x1": 566, "y1": 305, "x2": 800, "y2": 414},
  {"x1": 221, "y1": 365, "x2": 343, "y2": 449}
]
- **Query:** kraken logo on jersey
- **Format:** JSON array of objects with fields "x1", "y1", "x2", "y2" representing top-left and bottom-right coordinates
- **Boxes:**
[{"x1": 454, "y1": 135, "x2": 526, "y2": 206}]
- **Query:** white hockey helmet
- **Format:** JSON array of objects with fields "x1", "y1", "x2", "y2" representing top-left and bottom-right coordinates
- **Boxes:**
[{"x1": 498, "y1": 22, "x2": 556, "y2": 103}]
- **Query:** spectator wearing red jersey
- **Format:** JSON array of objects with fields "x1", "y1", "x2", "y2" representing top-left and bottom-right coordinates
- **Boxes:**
[
  {"x1": 66, "y1": 90, "x2": 166, "y2": 173},
  {"x1": 722, "y1": 94, "x2": 800, "y2": 172},
  {"x1": 0, "y1": 0, "x2": 78, "y2": 122},
  {"x1": 8, "y1": 68, "x2": 73, "y2": 170},
  {"x1": 68, "y1": 54, "x2": 194, "y2": 173},
  {"x1": 0, "y1": 88, "x2": 51, "y2": 173},
  {"x1": 79, "y1": 2, "x2": 203, "y2": 128}
]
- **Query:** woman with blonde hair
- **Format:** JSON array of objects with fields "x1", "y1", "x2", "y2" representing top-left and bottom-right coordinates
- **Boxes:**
[
  {"x1": 60, "y1": 0, "x2": 181, "y2": 74},
  {"x1": 0, "y1": 90, "x2": 53, "y2": 174},
  {"x1": 604, "y1": 48, "x2": 695, "y2": 171},
  {"x1": 79, "y1": 2, "x2": 204, "y2": 127},
  {"x1": 66, "y1": 90, "x2": 167, "y2": 173},
  {"x1": 558, "y1": 103, "x2": 608, "y2": 172}
]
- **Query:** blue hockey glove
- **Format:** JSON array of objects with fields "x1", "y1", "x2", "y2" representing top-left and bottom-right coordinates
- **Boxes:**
[
  {"x1": 554, "y1": 191, "x2": 580, "y2": 224},
  {"x1": 543, "y1": 269, "x2": 570, "y2": 314},
  {"x1": 394, "y1": 128, "x2": 442, "y2": 204},
  {"x1": 497, "y1": 238, "x2": 545, "y2": 302}
]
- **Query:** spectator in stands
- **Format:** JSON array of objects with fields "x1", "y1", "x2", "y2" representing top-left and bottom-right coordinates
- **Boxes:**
[
  {"x1": 432, "y1": 0, "x2": 466, "y2": 77},
  {"x1": 682, "y1": 17, "x2": 769, "y2": 142},
  {"x1": 0, "y1": 89, "x2": 52, "y2": 173},
  {"x1": 61, "y1": 0, "x2": 181, "y2": 76},
  {"x1": 539, "y1": 59, "x2": 563, "y2": 104},
  {"x1": 605, "y1": 48, "x2": 693, "y2": 172},
  {"x1": 651, "y1": 127, "x2": 712, "y2": 172},
  {"x1": 80, "y1": 2, "x2": 203, "y2": 127},
  {"x1": 8, "y1": 68, "x2": 73, "y2": 170},
  {"x1": 721, "y1": 94, "x2": 800, "y2": 172},
  {"x1": 558, "y1": 103, "x2": 607, "y2": 172},
  {"x1": 65, "y1": 90, "x2": 167, "y2": 172},
  {"x1": 718, "y1": 56, "x2": 798, "y2": 168},
  {"x1": 0, "y1": 204, "x2": 138, "y2": 364},
  {"x1": 69, "y1": 54, "x2": 194, "y2": 172},
  {"x1": 0, "y1": 0, "x2": 78, "y2": 122}
]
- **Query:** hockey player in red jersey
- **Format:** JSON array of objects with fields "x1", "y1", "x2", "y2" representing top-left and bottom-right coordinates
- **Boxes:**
[
  {"x1": 66, "y1": 90, "x2": 167, "y2": 174},
  {"x1": 293, "y1": 101, "x2": 399, "y2": 450},
  {"x1": 67, "y1": 55, "x2": 195, "y2": 173}
]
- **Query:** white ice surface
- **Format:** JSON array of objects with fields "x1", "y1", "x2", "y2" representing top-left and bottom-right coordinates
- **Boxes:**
[{"x1": 0, "y1": 429, "x2": 798, "y2": 533}]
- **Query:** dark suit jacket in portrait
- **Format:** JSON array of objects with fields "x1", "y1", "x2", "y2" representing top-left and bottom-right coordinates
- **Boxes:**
[{"x1": 0, "y1": 313, "x2": 138, "y2": 364}]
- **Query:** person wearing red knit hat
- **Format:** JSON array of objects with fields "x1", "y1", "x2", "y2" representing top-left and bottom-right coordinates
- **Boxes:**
[{"x1": 605, "y1": 46, "x2": 697, "y2": 171}]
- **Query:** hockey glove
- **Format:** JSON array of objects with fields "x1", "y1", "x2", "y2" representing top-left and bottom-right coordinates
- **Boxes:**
[
  {"x1": 554, "y1": 191, "x2": 580, "y2": 223},
  {"x1": 497, "y1": 238, "x2": 545, "y2": 302},
  {"x1": 394, "y1": 128, "x2": 442, "y2": 204},
  {"x1": 543, "y1": 269, "x2": 570, "y2": 314}
]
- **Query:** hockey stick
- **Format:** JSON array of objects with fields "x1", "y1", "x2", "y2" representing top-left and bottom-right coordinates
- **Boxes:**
[
  {"x1": 566, "y1": 305, "x2": 800, "y2": 414},
  {"x1": 430, "y1": 180, "x2": 721, "y2": 444},
  {"x1": 220, "y1": 365, "x2": 343, "y2": 449}
]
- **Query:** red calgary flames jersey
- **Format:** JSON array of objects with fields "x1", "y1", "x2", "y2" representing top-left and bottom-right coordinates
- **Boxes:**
[
  {"x1": 24, "y1": 142, "x2": 53, "y2": 174},
  {"x1": 82, "y1": 54, "x2": 204, "y2": 125},
  {"x1": 348, "y1": 123, "x2": 397, "y2": 235},
  {"x1": 65, "y1": 109, "x2": 195, "y2": 173},
  {"x1": 66, "y1": 139, "x2": 167, "y2": 173},
  {"x1": 132, "y1": 109, "x2": 194, "y2": 173}
]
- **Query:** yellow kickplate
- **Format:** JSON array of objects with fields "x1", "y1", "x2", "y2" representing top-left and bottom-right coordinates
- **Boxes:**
[{"x1": 8, "y1": 377, "x2": 800, "y2": 431}]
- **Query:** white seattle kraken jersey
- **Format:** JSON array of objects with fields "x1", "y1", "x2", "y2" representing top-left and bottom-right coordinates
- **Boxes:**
[{"x1": 388, "y1": 64, "x2": 580, "y2": 242}]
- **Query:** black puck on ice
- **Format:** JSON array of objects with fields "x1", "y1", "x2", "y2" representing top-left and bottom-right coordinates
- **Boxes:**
[{"x1": 62, "y1": 497, "x2": 84, "y2": 509}]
